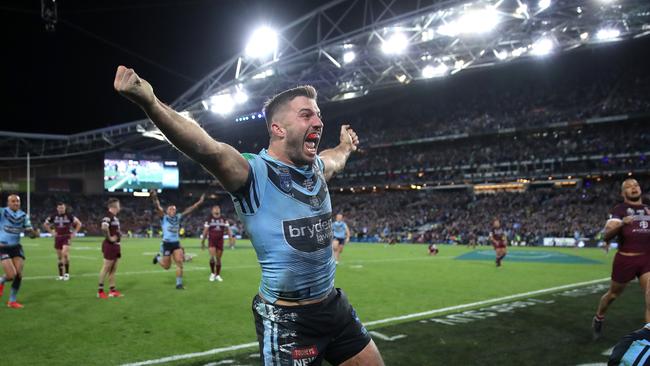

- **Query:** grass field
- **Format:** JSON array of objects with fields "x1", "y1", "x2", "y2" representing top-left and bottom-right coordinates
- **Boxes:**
[{"x1": 0, "y1": 237, "x2": 644, "y2": 366}]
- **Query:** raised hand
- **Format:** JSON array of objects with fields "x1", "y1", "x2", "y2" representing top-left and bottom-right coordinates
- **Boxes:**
[
  {"x1": 339, "y1": 125, "x2": 359, "y2": 153},
  {"x1": 113, "y1": 65, "x2": 156, "y2": 109}
]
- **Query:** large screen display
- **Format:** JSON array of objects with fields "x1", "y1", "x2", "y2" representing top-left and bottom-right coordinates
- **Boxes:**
[{"x1": 104, "y1": 159, "x2": 179, "y2": 192}]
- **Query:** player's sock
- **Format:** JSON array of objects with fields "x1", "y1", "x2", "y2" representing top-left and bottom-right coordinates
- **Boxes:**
[
  {"x1": 109, "y1": 286, "x2": 116, "y2": 292},
  {"x1": 595, "y1": 314, "x2": 605, "y2": 321},
  {"x1": 209, "y1": 257, "x2": 216, "y2": 274},
  {"x1": 58, "y1": 262, "x2": 64, "y2": 277},
  {"x1": 9, "y1": 275, "x2": 21, "y2": 302},
  {"x1": 216, "y1": 258, "x2": 222, "y2": 276},
  {"x1": 98, "y1": 283, "x2": 104, "y2": 293},
  {"x1": 65, "y1": 263, "x2": 69, "y2": 275},
  {"x1": 176, "y1": 276, "x2": 183, "y2": 286}
]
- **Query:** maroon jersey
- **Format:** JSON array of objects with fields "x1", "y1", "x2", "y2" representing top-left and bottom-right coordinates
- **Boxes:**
[
  {"x1": 101, "y1": 211, "x2": 121, "y2": 243},
  {"x1": 490, "y1": 228, "x2": 506, "y2": 247},
  {"x1": 204, "y1": 216, "x2": 229, "y2": 241},
  {"x1": 45, "y1": 213, "x2": 77, "y2": 237},
  {"x1": 609, "y1": 203, "x2": 650, "y2": 253}
]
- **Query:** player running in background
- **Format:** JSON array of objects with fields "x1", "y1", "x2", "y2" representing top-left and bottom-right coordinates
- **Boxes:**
[
  {"x1": 489, "y1": 219, "x2": 508, "y2": 267},
  {"x1": 331, "y1": 213, "x2": 350, "y2": 265},
  {"x1": 201, "y1": 205, "x2": 235, "y2": 282},
  {"x1": 428, "y1": 243, "x2": 439, "y2": 256},
  {"x1": 98, "y1": 198, "x2": 123, "y2": 299},
  {"x1": 0, "y1": 194, "x2": 38, "y2": 308},
  {"x1": 115, "y1": 66, "x2": 383, "y2": 365},
  {"x1": 44, "y1": 202, "x2": 82, "y2": 280},
  {"x1": 151, "y1": 191, "x2": 205, "y2": 289},
  {"x1": 593, "y1": 179, "x2": 650, "y2": 339}
]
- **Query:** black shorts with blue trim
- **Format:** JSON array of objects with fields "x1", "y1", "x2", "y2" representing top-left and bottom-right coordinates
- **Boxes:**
[
  {"x1": 333, "y1": 236, "x2": 347, "y2": 245},
  {"x1": 0, "y1": 244, "x2": 25, "y2": 260},
  {"x1": 161, "y1": 241, "x2": 181, "y2": 256},
  {"x1": 252, "y1": 288, "x2": 372, "y2": 366}
]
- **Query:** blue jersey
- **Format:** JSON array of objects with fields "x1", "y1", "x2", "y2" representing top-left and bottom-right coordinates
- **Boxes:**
[
  {"x1": 0, "y1": 207, "x2": 33, "y2": 246},
  {"x1": 231, "y1": 149, "x2": 334, "y2": 302},
  {"x1": 332, "y1": 221, "x2": 348, "y2": 239},
  {"x1": 161, "y1": 213, "x2": 182, "y2": 242}
]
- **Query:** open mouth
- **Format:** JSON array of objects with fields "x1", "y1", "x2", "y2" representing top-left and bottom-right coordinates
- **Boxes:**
[{"x1": 304, "y1": 132, "x2": 320, "y2": 155}]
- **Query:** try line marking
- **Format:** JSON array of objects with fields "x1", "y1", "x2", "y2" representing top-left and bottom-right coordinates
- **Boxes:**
[{"x1": 120, "y1": 277, "x2": 610, "y2": 366}]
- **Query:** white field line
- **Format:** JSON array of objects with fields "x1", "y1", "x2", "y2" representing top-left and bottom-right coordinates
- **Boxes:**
[{"x1": 120, "y1": 277, "x2": 610, "y2": 366}]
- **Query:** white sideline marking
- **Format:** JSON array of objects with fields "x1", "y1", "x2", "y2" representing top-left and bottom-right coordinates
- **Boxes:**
[
  {"x1": 120, "y1": 277, "x2": 610, "y2": 366},
  {"x1": 364, "y1": 277, "x2": 609, "y2": 327},
  {"x1": 368, "y1": 331, "x2": 407, "y2": 341}
]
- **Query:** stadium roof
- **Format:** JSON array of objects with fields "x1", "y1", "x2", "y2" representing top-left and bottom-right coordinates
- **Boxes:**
[{"x1": 2, "y1": 0, "x2": 649, "y2": 160}]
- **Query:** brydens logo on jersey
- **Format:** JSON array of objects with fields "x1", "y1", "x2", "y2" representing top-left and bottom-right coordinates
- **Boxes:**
[{"x1": 283, "y1": 212, "x2": 332, "y2": 252}]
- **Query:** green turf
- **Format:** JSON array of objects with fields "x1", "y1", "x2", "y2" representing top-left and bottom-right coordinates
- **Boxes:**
[
  {"x1": 455, "y1": 249, "x2": 602, "y2": 264},
  {"x1": 0, "y1": 239, "x2": 635, "y2": 366}
]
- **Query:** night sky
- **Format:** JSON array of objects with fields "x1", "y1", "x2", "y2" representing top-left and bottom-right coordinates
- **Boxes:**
[{"x1": 2, "y1": 0, "x2": 325, "y2": 134}]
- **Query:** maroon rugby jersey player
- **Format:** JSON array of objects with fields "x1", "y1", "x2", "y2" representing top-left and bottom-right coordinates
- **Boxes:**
[
  {"x1": 201, "y1": 205, "x2": 234, "y2": 282},
  {"x1": 97, "y1": 198, "x2": 123, "y2": 299},
  {"x1": 43, "y1": 202, "x2": 81, "y2": 280}
]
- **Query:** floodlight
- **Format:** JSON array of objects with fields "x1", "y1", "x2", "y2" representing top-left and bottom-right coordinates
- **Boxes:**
[
  {"x1": 245, "y1": 26, "x2": 278, "y2": 59},
  {"x1": 596, "y1": 28, "x2": 620, "y2": 40},
  {"x1": 382, "y1": 33, "x2": 409, "y2": 54},
  {"x1": 531, "y1": 38, "x2": 554, "y2": 56},
  {"x1": 208, "y1": 93, "x2": 234, "y2": 115},
  {"x1": 538, "y1": 0, "x2": 551, "y2": 11},
  {"x1": 422, "y1": 64, "x2": 448, "y2": 78},
  {"x1": 343, "y1": 51, "x2": 356, "y2": 63},
  {"x1": 437, "y1": 8, "x2": 500, "y2": 37}
]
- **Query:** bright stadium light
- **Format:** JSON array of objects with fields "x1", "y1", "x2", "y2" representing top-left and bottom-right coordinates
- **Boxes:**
[
  {"x1": 252, "y1": 68, "x2": 274, "y2": 80},
  {"x1": 343, "y1": 51, "x2": 356, "y2": 64},
  {"x1": 245, "y1": 26, "x2": 278, "y2": 59},
  {"x1": 596, "y1": 28, "x2": 621, "y2": 40},
  {"x1": 437, "y1": 8, "x2": 500, "y2": 37},
  {"x1": 494, "y1": 49, "x2": 509, "y2": 60},
  {"x1": 531, "y1": 38, "x2": 554, "y2": 56},
  {"x1": 421, "y1": 28, "x2": 434, "y2": 42},
  {"x1": 538, "y1": 0, "x2": 551, "y2": 11},
  {"x1": 381, "y1": 32, "x2": 409, "y2": 54},
  {"x1": 511, "y1": 46, "x2": 528, "y2": 57},
  {"x1": 422, "y1": 64, "x2": 448, "y2": 78},
  {"x1": 234, "y1": 89, "x2": 248, "y2": 104},
  {"x1": 208, "y1": 93, "x2": 234, "y2": 115}
]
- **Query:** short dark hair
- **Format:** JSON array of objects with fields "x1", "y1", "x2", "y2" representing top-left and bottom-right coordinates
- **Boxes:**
[
  {"x1": 56, "y1": 202, "x2": 65, "y2": 206},
  {"x1": 107, "y1": 198, "x2": 120, "y2": 208},
  {"x1": 263, "y1": 85, "x2": 317, "y2": 132}
]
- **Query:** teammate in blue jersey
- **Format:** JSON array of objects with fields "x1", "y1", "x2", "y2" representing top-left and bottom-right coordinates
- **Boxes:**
[
  {"x1": 151, "y1": 191, "x2": 204, "y2": 289},
  {"x1": 331, "y1": 213, "x2": 351, "y2": 265},
  {"x1": 116, "y1": 66, "x2": 383, "y2": 365},
  {"x1": 0, "y1": 194, "x2": 39, "y2": 309}
]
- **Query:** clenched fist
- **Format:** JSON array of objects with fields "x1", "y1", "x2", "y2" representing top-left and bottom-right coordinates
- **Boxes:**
[
  {"x1": 339, "y1": 125, "x2": 359, "y2": 153},
  {"x1": 114, "y1": 65, "x2": 156, "y2": 109}
]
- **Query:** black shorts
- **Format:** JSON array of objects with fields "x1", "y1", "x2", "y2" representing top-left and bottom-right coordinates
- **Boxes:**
[
  {"x1": 0, "y1": 244, "x2": 25, "y2": 260},
  {"x1": 333, "y1": 237, "x2": 347, "y2": 245},
  {"x1": 161, "y1": 241, "x2": 181, "y2": 256},
  {"x1": 252, "y1": 288, "x2": 372, "y2": 366}
]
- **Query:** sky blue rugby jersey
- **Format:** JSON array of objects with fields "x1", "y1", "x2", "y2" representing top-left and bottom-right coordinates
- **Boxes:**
[
  {"x1": 230, "y1": 149, "x2": 335, "y2": 303},
  {"x1": 332, "y1": 221, "x2": 348, "y2": 239},
  {"x1": 161, "y1": 213, "x2": 182, "y2": 242},
  {"x1": 0, "y1": 207, "x2": 33, "y2": 246}
]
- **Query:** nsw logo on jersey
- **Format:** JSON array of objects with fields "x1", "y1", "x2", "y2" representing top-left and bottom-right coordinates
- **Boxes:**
[
  {"x1": 279, "y1": 167, "x2": 292, "y2": 193},
  {"x1": 282, "y1": 212, "x2": 332, "y2": 252}
]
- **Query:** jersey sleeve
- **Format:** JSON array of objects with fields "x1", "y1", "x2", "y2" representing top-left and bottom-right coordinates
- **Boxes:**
[
  {"x1": 44, "y1": 215, "x2": 53, "y2": 225},
  {"x1": 101, "y1": 216, "x2": 111, "y2": 229},
  {"x1": 230, "y1": 153, "x2": 267, "y2": 216},
  {"x1": 609, "y1": 205, "x2": 625, "y2": 221}
]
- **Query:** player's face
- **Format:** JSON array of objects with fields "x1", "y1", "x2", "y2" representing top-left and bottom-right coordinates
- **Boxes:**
[
  {"x1": 281, "y1": 96, "x2": 323, "y2": 166},
  {"x1": 622, "y1": 179, "x2": 642, "y2": 201},
  {"x1": 167, "y1": 205, "x2": 177, "y2": 216},
  {"x1": 56, "y1": 204, "x2": 66, "y2": 214},
  {"x1": 212, "y1": 206, "x2": 221, "y2": 217},
  {"x1": 110, "y1": 202, "x2": 121, "y2": 214},
  {"x1": 7, "y1": 195, "x2": 20, "y2": 211},
  {"x1": 493, "y1": 220, "x2": 500, "y2": 228},
  {"x1": 336, "y1": 214, "x2": 343, "y2": 221}
]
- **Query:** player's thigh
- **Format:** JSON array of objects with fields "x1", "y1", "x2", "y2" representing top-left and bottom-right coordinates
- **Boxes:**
[
  {"x1": 102, "y1": 258, "x2": 115, "y2": 271},
  {"x1": 61, "y1": 245, "x2": 70, "y2": 257},
  {"x1": 639, "y1": 272, "x2": 650, "y2": 292},
  {"x1": 609, "y1": 279, "x2": 628, "y2": 296},
  {"x1": 216, "y1": 249, "x2": 223, "y2": 259},
  {"x1": 12, "y1": 256, "x2": 24, "y2": 274},
  {"x1": 1, "y1": 258, "x2": 17, "y2": 279},
  {"x1": 208, "y1": 246, "x2": 217, "y2": 257},
  {"x1": 339, "y1": 340, "x2": 384, "y2": 366},
  {"x1": 172, "y1": 249, "x2": 184, "y2": 264},
  {"x1": 332, "y1": 239, "x2": 341, "y2": 250}
]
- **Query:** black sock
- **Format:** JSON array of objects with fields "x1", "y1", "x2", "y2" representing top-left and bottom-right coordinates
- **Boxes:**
[
  {"x1": 58, "y1": 262, "x2": 64, "y2": 276},
  {"x1": 65, "y1": 263, "x2": 69, "y2": 275},
  {"x1": 210, "y1": 258, "x2": 216, "y2": 274},
  {"x1": 110, "y1": 286, "x2": 116, "y2": 292},
  {"x1": 98, "y1": 283, "x2": 104, "y2": 292},
  {"x1": 11, "y1": 274, "x2": 22, "y2": 291}
]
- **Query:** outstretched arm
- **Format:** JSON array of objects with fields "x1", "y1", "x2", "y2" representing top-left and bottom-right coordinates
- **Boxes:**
[
  {"x1": 319, "y1": 125, "x2": 359, "y2": 181},
  {"x1": 181, "y1": 194, "x2": 205, "y2": 216},
  {"x1": 151, "y1": 191, "x2": 164, "y2": 217},
  {"x1": 603, "y1": 216, "x2": 629, "y2": 242},
  {"x1": 114, "y1": 66, "x2": 249, "y2": 192}
]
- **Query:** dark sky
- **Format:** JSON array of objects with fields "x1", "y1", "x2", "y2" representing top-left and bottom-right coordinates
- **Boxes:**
[{"x1": 2, "y1": 0, "x2": 325, "y2": 134}]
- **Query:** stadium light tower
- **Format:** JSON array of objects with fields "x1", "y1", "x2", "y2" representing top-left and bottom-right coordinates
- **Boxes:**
[
  {"x1": 596, "y1": 28, "x2": 621, "y2": 40},
  {"x1": 208, "y1": 93, "x2": 234, "y2": 115},
  {"x1": 538, "y1": 0, "x2": 551, "y2": 11},
  {"x1": 245, "y1": 26, "x2": 278, "y2": 59},
  {"x1": 531, "y1": 37, "x2": 555, "y2": 56},
  {"x1": 437, "y1": 8, "x2": 500, "y2": 37},
  {"x1": 421, "y1": 64, "x2": 448, "y2": 78},
  {"x1": 343, "y1": 51, "x2": 356, "y2": 64},
  {"x1": 381, "y1": 32, "x2": 409, "y2": 54}
]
